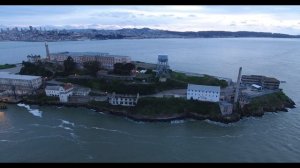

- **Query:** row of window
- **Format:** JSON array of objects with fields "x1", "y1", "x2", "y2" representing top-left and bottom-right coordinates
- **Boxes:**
[
  {"x1": 188, "y1": 90, "x2": 219, "y2": 94},
  {"x1": 112, "y1": 101, "x2": 136, "y2": 105},
  {"x1": 189, "y1": 95, "x2": 218, "y2": 98},
  {"x1": 188, "y1": 93, "x2": 219, "y2": 97}
]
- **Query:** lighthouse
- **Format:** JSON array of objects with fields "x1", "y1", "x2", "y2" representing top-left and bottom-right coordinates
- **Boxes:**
[{"x1": 45, "y1": 42, "x2": 50, "y2": 61}]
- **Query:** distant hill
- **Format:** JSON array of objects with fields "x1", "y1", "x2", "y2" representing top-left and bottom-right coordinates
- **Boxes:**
[
  {"x1": 89, "y1": 28, "x2": 300, "y2": 39},
  {"x1": 1, "y1": 27, "x2": 300, "y2": 42}
]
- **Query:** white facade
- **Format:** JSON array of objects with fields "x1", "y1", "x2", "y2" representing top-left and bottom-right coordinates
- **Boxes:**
[
  {"x1": 187, "y1": 84, "x2": 220, "y2": 102},
  {"x1": 45, "y1": 85, "x2": 73, "y2": 102},
  {"x1": 27, "y1": 55, "x2": 41, "y2": 63},
  {"x1": 45, "y1": 86, "x2": 63, "y2": 96},
  {"x1": 108, "y1": 93, "x2": 139, "y2": 106},
  {"x1": 72, "y1": 87, "x2": 91, "y2": 96}
]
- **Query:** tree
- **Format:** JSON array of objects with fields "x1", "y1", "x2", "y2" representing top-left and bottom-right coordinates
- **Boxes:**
[
  {"x1": 113, "y1": 63, "x2": 135, "y2": 75},
  {"x1": 63, "y1": 56, "x2": 76, "y2": 75},
  {"x1": 19, "y1": 61, "x2": 53, "y2": 77},
  {"x1": 113, "y1": 63, "x2": 124, "y2": 75},
  {"x1": 124, "y1": 63, "x2": 135, "y2": 71},
  {"x1": 145, "y1": 69, "x2": 153, "y2": 74},
  {"x1": 83, "y1": 61, "x2": 101, "y2": 77}
]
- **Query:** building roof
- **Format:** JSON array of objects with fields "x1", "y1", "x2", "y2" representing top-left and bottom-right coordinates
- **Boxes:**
[
  {"x1": 63, "y1": 83, "x2": 73, "y2": 90},
  {"x1": 187, "y1": 84, "x2": 220, "y2": 92},
  {"x1": 45, "y1": 85, "x2": 62, "y2": 91},
  {"x1": 51, "y1": 52, "x2": 109, "y2": 57},
  {"x1": 50, "y1": 52, "x2": 130, "y2": 58},
  {"x1": 0, "y1": 72, "x2": 41, "y2": 80}
]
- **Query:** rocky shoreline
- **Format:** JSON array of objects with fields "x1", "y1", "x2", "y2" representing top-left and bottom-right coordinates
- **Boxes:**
[{"x1": 15, "y1": 93, "x2": 295, "y2": 124}]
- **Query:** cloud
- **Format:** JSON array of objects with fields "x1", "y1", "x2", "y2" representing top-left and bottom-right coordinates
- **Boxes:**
[{"x1": 0, "y1": 6, "x2": 300, "y2": 35}]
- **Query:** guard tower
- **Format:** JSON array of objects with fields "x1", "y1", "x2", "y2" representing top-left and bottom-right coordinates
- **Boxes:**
[{"x1": 156, "y1": 55, "x2": 169, "y2": 78}]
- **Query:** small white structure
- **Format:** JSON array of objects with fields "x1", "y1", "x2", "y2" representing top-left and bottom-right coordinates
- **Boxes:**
[
  {"x1": 251, "y1": 84, "x2": 262, "y2": 91},
  {"x1": 187, "y1": 84, "x2": 220, "y2": 102},
  {"x1": 27, "y1": 55, "x2": 41, "y2": 63},
  {"x1": 108, "y1": 92, "x2": 139, "y2": 106},
  {"x1": 45, "y1": 83, "x2": 73, "y2": 102}
]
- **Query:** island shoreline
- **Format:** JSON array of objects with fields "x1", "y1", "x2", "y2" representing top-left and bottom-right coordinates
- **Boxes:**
[{"x1": 7, "y1": 95, "x2": 294, "y2": 124}]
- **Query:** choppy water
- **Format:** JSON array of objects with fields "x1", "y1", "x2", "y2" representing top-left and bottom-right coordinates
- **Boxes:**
[{"x1": 0, "y1": 38, "x2": 299, "y2": 162}]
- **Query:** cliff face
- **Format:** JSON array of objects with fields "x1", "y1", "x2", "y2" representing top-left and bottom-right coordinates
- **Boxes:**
[{"x1": 240, "y1": 91, "x2": 296, "y2": 117}]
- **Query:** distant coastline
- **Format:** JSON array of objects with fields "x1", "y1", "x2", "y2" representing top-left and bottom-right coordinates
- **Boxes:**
[{"x1": 1, "y1": 28, "x2": 300, "y2": 42}]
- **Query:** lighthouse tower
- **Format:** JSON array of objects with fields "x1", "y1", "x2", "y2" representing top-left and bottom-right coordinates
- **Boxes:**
[{"x1": 45, "y1": 42, "x2": 50, "y2": 61}]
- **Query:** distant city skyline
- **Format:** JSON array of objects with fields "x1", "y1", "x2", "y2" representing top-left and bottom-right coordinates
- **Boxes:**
[{"x1": 1, "y1": 5, "x2": 300, "y2": 35}]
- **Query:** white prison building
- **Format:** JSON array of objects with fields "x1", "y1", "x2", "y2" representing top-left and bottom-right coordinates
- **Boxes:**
[
  {"x1": 187, "y1": 84, "x2": 220, "y2": 102},
  {"x1": 45, "y1": 84, "x2": 74, "y2": 102},
  {"x1": 0, "y1": 72, "x2": 42, "y2": 95}
]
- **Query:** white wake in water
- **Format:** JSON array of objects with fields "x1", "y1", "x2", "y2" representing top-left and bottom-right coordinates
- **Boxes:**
[
  {"x1": 17, "y1": 103, "x2": 42, "y2": 118},
  {"x1": 171, "y1": 120, "x2": 185, "y2": 124},
  {"x1": 58, "y1": 119, "x2": 75, "y2": 131}
]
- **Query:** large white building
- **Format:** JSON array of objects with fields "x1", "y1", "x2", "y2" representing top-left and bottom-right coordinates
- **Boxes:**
[
  {"x1": 0, "y1": 72, "x2": 42, "y2": 95},
  {"x1": 187, "y1": 84, "x2": 220, "y2": 102},
  {"x1": 45, "y1": 84, "x2": 74, "y2": 102},
  {"x1": 49, "y1": 52, "x2": 131, "y2": 70}
]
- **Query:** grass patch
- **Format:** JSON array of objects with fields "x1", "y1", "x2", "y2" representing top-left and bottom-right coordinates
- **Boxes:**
[
  {"x1": 0, "y1": 64, "x2": 16, "y2": 70},
  {"x1": 132, "y1": 97, "x2": 221, "y2": 117},
  {"x1": 23, "y1": 93, "x2": 59, "y2": 104},
  {"x1": 57, "y1": 77, "x2": 187, "y2": 95},
  {"x1": 170, "y1": 71, "x2": 228, "y2": 88},
  {"x1": 247, "y1": 91, "x2": 290, "y2": 111},
  {"x1": 88, "y1": 97, "x2": 221, "y2": 117}
]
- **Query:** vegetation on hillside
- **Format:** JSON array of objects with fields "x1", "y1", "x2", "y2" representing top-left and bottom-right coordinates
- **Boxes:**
[
  {"x1": 83, "y1": 61, "x2": 101, "y2": 77},
  {"x1": 88, "y1": 97, "x2": 221, "y2": 117},
  {"x1": 133, "y1": 97, "x2": 221, "y2": 117},
  {"x1": 23, "y1": 93, "x2": 59, "y2": 104},
  {"x1": 113, "y1": 63, "x2": 135, "y2": 75},
  {"x1": 19, "y1": 61, "x2": 53, "y2": 77},
  {"x1": 245, "y1": 91, "x2": 292, "y2": 111},
  {"x1": 170, "y1": 71, "x2": 228, "y2": 88},
  {"x1": 63, "y1": 56, "x2": 76, "y2": 75},
  {"x1": 0, "y1": 64, "x2": 16, "y2": 70},
  {"x1": 57, "y1": 77, "x2": 186, "y2": 95}
]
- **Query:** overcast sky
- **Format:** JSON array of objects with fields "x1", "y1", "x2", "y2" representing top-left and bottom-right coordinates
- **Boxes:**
[{"x1": 1, "y1": 5, "x2": 300, "y2": 35}]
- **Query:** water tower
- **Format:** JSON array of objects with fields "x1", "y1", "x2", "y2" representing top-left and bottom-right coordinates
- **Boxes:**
[{"x1": 156, "y1": 55, "x2": 169, "y2": 78}]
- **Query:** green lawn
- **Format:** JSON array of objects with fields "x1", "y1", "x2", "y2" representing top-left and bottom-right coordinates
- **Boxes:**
[
  {"x1": 170, "y1": 71, "x2": 228, "y2": 88},
  {"x1": 88, "y1": 97, "x2": 221, "y2": 117},
  {"x1": 246, "y1": 91, "x2": 291, "y2": 111},
  {"x1": 132, "y1": 97, "x2": 221, "y2": 117},
  {"x1": 0, "y1": 64, "x2": 16, "y2": 70}
]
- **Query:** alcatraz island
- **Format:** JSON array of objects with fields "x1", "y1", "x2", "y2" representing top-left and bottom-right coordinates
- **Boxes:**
[{"x1": 0, "y1": 43, "x2": 296, "y2": 123}]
